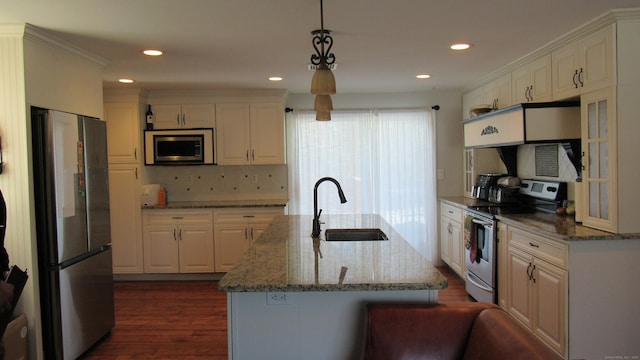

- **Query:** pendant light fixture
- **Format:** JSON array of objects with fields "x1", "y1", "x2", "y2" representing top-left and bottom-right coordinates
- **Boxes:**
[{"x1": 310, "y1": 0, "x2": 336, "y2": 120}]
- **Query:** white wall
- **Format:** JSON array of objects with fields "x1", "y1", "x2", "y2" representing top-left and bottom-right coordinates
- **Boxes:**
[
  {"x1": 0, "y1": 24, "x2": 106, "y2": 360},
  {"x1": 285, "y1": 91, "x2": 464, "y2": 197}
]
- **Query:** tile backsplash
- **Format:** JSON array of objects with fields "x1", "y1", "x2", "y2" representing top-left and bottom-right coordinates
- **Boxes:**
[
  {"x1": 517, "y1": 144, "x2": 578, "y2": 182},
  {"x1": 144, "y1": 164, "x2": 289, "y2": 202}
]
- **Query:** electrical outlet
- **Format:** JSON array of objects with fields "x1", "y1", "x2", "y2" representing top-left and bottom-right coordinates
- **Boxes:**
[{"x1": 267, "y1": 292, "x2": 291, "y2": 305}]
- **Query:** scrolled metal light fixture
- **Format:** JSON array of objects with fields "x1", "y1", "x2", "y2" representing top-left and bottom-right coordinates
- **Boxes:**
[{"x1": 310, "y1": 0, "x2": 336, "y2": 120}]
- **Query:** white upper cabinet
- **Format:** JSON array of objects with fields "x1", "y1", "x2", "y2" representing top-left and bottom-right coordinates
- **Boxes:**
[
  {"x1": 216, "y1": 103, "x2": 285, "y2": 165},
  {"x1": 152, "y1": 103, "x2": 216, "y2": 129},
  {"x1": 104, "y1": 102, "x2": 141, "y2": 164},
  {"x1": 552, "y1": 25, "x2": 615, "y2": 101},
  {"x1": 512, "y1": 54, "x2": 552, "y2": 103}
]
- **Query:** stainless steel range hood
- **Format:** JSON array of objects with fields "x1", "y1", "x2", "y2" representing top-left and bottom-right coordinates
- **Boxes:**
[{"x1": 463, "y1": 101, "x2": 580, "y2": 149}]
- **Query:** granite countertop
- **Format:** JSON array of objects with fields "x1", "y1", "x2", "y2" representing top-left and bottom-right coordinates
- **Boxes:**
[
  {"x1": 440, "y1": 196, "x2": 640, "y2": 241},
  {"x1": 143, "y1": 199, "x2": 288, "y2": 209},
  {"x1": 219, "y1": 214, "x2": 448, "y2": 292}
]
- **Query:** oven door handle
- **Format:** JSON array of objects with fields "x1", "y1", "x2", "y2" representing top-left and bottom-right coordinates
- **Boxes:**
[
  {"x1": 466, "y1": 271, "x2": 493, "y2": 292},
  {"x1": 471, "y1": 218, "x2": 493, "y2": 227}
]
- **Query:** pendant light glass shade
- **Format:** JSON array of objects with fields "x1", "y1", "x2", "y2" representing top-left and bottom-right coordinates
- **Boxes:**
[
  {"x1": 315, "y1": 110, "x2": 332, "y2": 121},
  {"x1": 314, "y1": 94, "x2": 333, "y2": 111},
  {"x1": 310, "y1": 67, "x2": 336, "y2": 95}
]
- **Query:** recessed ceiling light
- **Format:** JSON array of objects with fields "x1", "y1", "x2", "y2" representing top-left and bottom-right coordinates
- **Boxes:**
[
  {"x1": 416, "y1": 74, "x2": 431, "y2": 79},
  {"x1": 142, "y1": 49, "x2": 163, "y2": 56},
  {"x1": 118, "y1": 78, "x2": 135, "y2": 84},
  {"x1": 450, "y1": 43, "x2": 471, "y2": 50},
  {"x1": 269, "y1": 76, "x2": 283, "y2": 82}
]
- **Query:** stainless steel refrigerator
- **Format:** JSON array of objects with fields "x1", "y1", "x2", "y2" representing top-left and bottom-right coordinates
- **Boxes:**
[{"x1": 31, "y1": 107, "x2": 115, "y2": 360}]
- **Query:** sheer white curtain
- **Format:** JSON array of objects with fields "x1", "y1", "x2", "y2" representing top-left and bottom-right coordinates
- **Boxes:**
[{"x1": 286, "y1": 108, "x2": 438, "y2": 262}]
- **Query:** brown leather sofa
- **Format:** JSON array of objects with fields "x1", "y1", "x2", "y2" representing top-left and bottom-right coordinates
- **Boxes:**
[{"x1": 361, "y1": 302, "x2": 562, "y2": 360}]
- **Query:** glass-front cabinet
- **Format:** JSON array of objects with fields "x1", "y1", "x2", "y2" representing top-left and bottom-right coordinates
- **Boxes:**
[{"x1": 581, "y1": 87, "x2": 616, "y2": 233}]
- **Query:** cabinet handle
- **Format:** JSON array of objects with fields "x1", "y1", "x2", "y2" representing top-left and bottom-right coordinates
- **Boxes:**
[
  {"x1": 573, "y1": 69, "x2": 579, "y2": 88},
  {"x1": 578, "y1": 68, "x2": 584, "y2": 87},
  {"x1": 250, "y1": 228, "x2": 254, "y2": 240},
  {"x1": 134, "y1": 148, "x2": 137, "y2": 160},
  {"x1": 528, "y1": 242, "x2": 539, "y2": 248},
  {"x1": 135, "y1": 167, "x2": 138, "y2": 180},
  {"x1": 179, "y1": 229, "x2": 182, "y2": 241},
  {"x1": 243, "y1": 215, "x2": 256, "y2": 218},
  {"x1": 182, "y1": 114, "x2": 186, "y2": 126},
  {"x1": 252, "y1": 150, "x2": 255, "y2": 161},
  {"x1": 245, "y1": 228, "x2": 248, "y2": 240},
  {"x1": 526, "y1": 263, "x2": 533, "y2": 280},
  {"x1": 531, "y1": 265, "x2": 537, "y2": 283},
  {"x1": 448, "y1": 210, "x2": 454, "y2": 214},
  {"x1": 246, "y1": 150, "x2": 249, "y2": 162},
  {"x1": 173, "y1": 228, "x2": 177, "y2": 241},
  {"x1": 176, "y1": 114, "x2": 180, "y2": 126}
]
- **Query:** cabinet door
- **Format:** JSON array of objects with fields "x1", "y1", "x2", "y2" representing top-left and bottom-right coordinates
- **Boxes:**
[
  {"x1": 179, "y1": 224, "x2": 215, "y2": 273},
  {"x1": 581, "y1": 87, "x2": 617, "y2": 232},
  {"x1": 533, "y1": 258, "x2": 566, "y2": 356},
  {"x1": 104, "y1": 102, "x2": 140, "y2": 163},
  {"x1": 143, "y1": 225, "x2": 180, "y2": 273},
  {"x1": 529, "y1": 55, "x2": 552, "y2": 102},
  {"x1": 439, "y1": 217, "x2": 451, "y2": 266},
  {"x1": 182, "y1": 104, "x2": 215, "y2": 129},
  {"x1": 512, "y1": 55, "x2": 551, "y2": 103},
  {"x1": 250, "y1": 220, "x2": 276, "y2": 243},
  {"x1": 449, "y1": 219, "x2": 463, "y2": 277},
  {"x1": 497, "y1": 222, "x2": 508, "y2": 310},
  {"x1": 507, "y1": 246, "x2": 534, "y2": 329},
  {"x1": 214, "y1": 223, "x2": 250, "y2": 272},
  {"x1": 580, "y1": 26, "x2": 614, "y2": 94},
  {"x1": 152, "y1": 104, "x2": 182, "y2": 129},
  {"x1": 512, "y1": 65, "x2": 532, "y2": 104},
  {"x1": 552, "y1": 41, "x2": 581, "y2": 100},
  {"x1": 485, "y1": 74, "x2": 512, "y2": 110},
  {"x1": 250, "y1": 103, "x2": 285, "y2": 165},
  {"x1": 216, "y1": 103, "x2": 251, "y2": 165},
  {"x1": 109, "y1": 164, "x2": 143, "y2": 274}
]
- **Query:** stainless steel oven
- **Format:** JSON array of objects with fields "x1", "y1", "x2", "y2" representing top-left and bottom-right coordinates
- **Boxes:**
[{"x1": 464, "y1": 209, "x2": 496, "y2": 303}]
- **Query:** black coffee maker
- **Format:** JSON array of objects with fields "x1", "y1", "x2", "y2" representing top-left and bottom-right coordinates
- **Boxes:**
[{"x1": 472, "y1": 174, "x2": 504, "y2": 200}]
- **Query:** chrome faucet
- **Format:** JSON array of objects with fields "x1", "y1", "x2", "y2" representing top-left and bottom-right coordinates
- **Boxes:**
[{"x1": 312, "y1": 177, "x2": 347, "y2": 237}]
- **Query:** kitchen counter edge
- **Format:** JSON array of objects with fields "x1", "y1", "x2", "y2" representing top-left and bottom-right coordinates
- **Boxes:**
[
  {"x1": 143, "y1": 199, "x2": 288, "y2": 209},
  {"x1": 439, "y1": 197, "x2": 640, "y2": 242}
]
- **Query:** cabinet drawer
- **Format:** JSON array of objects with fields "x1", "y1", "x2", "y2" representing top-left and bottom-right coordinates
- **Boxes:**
[
  {"x1": 144, "y1": 210, "x2": 213, "y2": 225},
  {"x1": 214, "y1": 208, "x2": 283, "y2": 223},
  {"x1": 441, "y1": 202, "x2": 463, "y2": 221},
  {"x1": 508, "y1": 227, "x2": 568, "y2": 269}
]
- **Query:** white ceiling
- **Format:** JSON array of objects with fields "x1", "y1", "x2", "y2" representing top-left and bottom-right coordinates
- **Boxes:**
[{"x1": 1, "y1": 0, "x2": 638, "y2": 94}]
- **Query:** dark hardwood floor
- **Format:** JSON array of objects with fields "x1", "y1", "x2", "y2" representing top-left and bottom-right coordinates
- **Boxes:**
[{"x1": 81, "y1": 265, "x2": 470, "y2": 359}]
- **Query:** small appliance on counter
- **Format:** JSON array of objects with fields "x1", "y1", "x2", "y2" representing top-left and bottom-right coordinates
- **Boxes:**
[
  {"x1": 141, "y1": 184, "x2": 162, "y2": 207},
  {"x1": 471, "y1": 174, "x2": 505, "y2": 200},
  {"x1": 487, "y1": 176, "x2": 521, "y2": 204}
]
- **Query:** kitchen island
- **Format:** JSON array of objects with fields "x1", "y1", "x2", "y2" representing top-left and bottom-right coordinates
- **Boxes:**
[{"x1": 219, "y1": 214, "x2": 447, "y2": 360}]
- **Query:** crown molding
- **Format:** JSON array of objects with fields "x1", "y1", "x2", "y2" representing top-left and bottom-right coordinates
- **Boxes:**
[{"x1": 23, "y1": 23, "x2": 109, "y2": 67}]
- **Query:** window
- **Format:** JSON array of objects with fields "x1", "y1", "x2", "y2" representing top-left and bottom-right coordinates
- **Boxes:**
[{"x1": 286, "y1": 109, "x2": 438, "y2": 262}]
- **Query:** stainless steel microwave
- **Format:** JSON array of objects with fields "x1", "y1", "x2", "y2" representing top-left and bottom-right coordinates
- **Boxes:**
[{"x1": 144, "y1": 128, "x2": 215, "y2": 165}]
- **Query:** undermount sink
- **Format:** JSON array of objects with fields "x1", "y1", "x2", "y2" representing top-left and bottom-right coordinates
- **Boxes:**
[{"x1": 325, "y1": 228, "x2": 388, "y2": 241}]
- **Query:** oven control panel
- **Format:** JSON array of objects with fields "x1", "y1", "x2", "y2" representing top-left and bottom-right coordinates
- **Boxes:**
[{"x1": 519, "y1": 179, "x2": 566, "y2": 201}]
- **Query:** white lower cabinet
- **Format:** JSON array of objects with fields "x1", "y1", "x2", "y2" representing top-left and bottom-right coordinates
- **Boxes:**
[
  {"x1": 505, "y1": 224, "x2": 567, "y2": 357},
  {"x1": 213, "y1": 208, "x2": 283, "y2": 272},
  {"x1": 109, "y1": 164, "x2": 143, "y2": 274},
  {"x1": 439, "y1": 202, "x2": 465, "y2": 278},
  {"x1": 143, "y1": 209, "x2": 214, "y2": 273}
]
